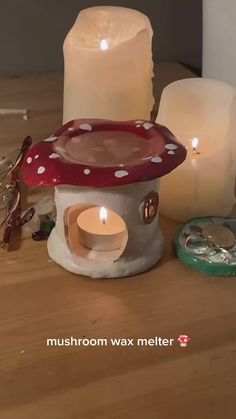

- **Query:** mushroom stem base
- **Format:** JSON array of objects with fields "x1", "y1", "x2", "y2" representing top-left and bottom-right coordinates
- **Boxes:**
[{"x1": 47, "y1": 227, "x2": 164, "y2": 278}]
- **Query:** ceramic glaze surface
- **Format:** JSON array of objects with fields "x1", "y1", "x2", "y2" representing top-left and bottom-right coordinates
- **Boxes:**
[{"x1": 22, "y1": 119, "x2": 187, "y2": 188}]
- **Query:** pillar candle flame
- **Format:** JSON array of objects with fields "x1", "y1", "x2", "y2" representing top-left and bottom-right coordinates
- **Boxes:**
[
  {"x1": 99, "y1": 206, "x2": 108, "y2": 224},
  {"x1": 192, "y1": 137, "x2": 199, "y2": 154},
  {"x1": 100, "y1": 39, "x2": 109, "y2": 50}
]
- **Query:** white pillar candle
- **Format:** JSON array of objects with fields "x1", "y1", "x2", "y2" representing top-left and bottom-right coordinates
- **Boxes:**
[
  {"x1": 203, "y1": 0, "x2": 236, "y2": 86},
  {"x1": 63, "y1": 6, "x2": 154, "y2": 123},
  {"x1": 156, "y1": 78, "x2": 236, "y2": 222}
]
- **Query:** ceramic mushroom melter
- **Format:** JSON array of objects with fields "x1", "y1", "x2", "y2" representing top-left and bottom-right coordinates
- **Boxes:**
[{"x1": 23, "y1": 119, "x2": 186, "y2": 278}]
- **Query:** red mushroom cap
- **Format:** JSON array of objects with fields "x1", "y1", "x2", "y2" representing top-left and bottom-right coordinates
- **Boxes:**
[
  {"x1": 22, "y1": 119, "x2": 187, "y2": 188},
  {"x1": 178, "y1": 335, "x2": 190, "y2": 343}
]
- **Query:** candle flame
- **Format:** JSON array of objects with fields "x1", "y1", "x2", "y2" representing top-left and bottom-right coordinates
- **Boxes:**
[
  {"x1": 99, "y1": 206, "x2": 108, "y2": 224},
  {"x1": 100, "y1": 39, "x2": 109, "y2": 50},
  {"x1": 192, "y1": 137, "x2": 199, "y2": 152}
]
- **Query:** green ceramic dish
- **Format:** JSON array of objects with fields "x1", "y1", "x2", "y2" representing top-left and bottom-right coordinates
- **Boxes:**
[{"x1": 173, "y1": 216, "x2": 236, "y2": 277}]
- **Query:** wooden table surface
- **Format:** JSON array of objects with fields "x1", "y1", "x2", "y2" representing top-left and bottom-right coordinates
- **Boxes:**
[{"x1": 1, "y1": 63, "x2": 236, "y2": 419}]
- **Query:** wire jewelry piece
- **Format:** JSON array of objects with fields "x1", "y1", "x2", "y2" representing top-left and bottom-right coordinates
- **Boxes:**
[{"x1": 0, "y1": 136, "x2": 33, "y2": 250}]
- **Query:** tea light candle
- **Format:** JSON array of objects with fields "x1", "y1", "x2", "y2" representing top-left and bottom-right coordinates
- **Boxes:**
[
  {"x1": 157, "y1": 78, "x2": 236, "y2": 222},
  {"x1": 77, "y1": 206, "x2": 127, "y2": 251},
  {"x1": 63, "y1": 6, "x2": 154, "y2": 123}
]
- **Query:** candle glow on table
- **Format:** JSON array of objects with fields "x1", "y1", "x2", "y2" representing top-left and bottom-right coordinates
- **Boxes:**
[
  {"x1": 63, "y1": 6, "x2": 154, "y2": 123},
  {"x1": 157, "y1": 78, "x2": 236, "y2": 222},
  {"x1": 77, "y1": 206, "x2": 127, "y2": 251}
]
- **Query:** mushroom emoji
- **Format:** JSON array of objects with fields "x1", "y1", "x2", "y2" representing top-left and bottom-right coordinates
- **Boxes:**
[
  {"x1": 22, "y1": 119, "x2": 187, "y2": 278},
  {"x1": 178, "y1": 335, "x2": 191, "y2": 347}
]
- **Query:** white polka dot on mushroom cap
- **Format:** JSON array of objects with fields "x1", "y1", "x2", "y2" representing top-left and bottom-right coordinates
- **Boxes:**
[
  {"x1": 37, "y1": 166, "x2": 46, "y2": 174},
  {"x1": 168, "y1": 150, "x2": 175, "y2": 155},
  {"x1": 84, "y1": 168, "x2": 91, "y2": 175},
  {"x1": 27, "y1": 157, "x2": 32, "y2": 164},
  {"x1": 68, "y1": 127, "x2": 74, "y2": 131},
  {"x1": 143, "y1": 122, "x2": 154, "y2": 130},
  {"x1": 34, "y1": 155, "x2": 39, "y2": 159},
  {"x1": 44, "y1": 136, "x2": 57, "y2": 142},
  {"x1": 151, "y1": 156, "x2": 162, "y2": 163},
  {"x1": 49, "y1": 153, "x2": 60, "y2": 159},
  {"x1": 115, "y1": 170, "x2": 129, "y2": 178},
  {"x1": 79, "y1": 123, "x2": 92, "y2": 131},
  {"x1": 165, "y1": 143, "x2": 178, "y2": 150}
]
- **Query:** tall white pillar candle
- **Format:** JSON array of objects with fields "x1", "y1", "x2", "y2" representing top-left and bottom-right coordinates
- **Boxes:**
[
  {"x1": 63, "y1": 6, "x2": 154, "y2": 123},
  {"x1": 157, "y1": 78, "x2": 236, "y2": 222},
  {"x1": 203, "y1": 0, "x2": 236, "y2": 86}
]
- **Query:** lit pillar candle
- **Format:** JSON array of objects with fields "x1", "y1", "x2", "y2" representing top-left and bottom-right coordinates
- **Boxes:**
[
  {"x1": 157, "y1": 78, "x2": 236, "y2": 222},
  {"x1": 77, "y1": 206, "x2": 127, "y2": 251},
  {"x1": 63, "y1": 6, "x2": 154, "y2": 123}
]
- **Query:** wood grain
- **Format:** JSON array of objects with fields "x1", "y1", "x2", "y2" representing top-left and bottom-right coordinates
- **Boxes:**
[{"x1": 1, "y1": 63, "x2": 236, "y2": 419}]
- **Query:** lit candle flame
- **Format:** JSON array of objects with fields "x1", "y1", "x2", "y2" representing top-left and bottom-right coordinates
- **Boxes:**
[
  {"x1": 99, "y1": 206, "x2": 108, "y2": 224},
  {"x1": 100, "y1": 39, "x2": 109, "y2": 50},
  {"x1": 192, "y1": 137, "x2": 199, "y2": 154}
]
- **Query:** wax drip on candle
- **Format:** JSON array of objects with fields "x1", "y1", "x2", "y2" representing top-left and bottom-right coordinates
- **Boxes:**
[
  {"x1": 99, "y1": 207, "x2": 108, "y2": 225},
  {"x1": 192, "y1": 137, "x2": 200, "y2": 155},
  {"x1": 100, "y1": 39, "x2": 109, "y2": 50}
]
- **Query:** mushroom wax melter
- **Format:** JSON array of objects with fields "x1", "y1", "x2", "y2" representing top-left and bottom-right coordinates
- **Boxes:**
[{"x1": 23, "y1": 119, "x2": 186, "y2": 278}]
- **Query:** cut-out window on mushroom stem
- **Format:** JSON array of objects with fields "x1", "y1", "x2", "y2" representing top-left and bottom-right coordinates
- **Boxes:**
[{"x1": 140, "y1": 191, "x2": 159, "y2": 224}]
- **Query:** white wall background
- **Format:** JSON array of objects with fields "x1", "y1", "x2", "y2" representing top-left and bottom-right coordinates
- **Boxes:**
[
  {"x1": 0, "y1": 0, "x2": 202, "y2": 74},
  {"x1": 203, "y1": 0, "x2": 236, "y2": 86}
]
